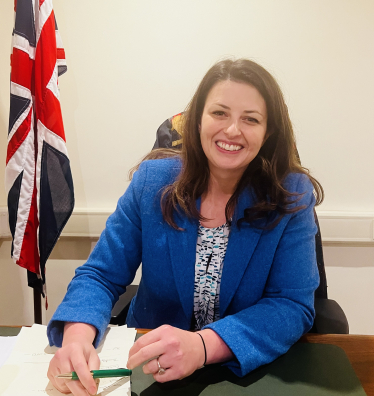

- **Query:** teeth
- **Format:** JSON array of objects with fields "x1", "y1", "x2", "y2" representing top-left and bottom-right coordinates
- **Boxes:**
[{"x1": 217, "y1": 141, "x2": 242, "y2": 151}]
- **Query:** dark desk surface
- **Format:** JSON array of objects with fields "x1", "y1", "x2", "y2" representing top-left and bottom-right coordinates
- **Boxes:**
[
  {"x1": 300, "y1": 333, "x2": 374, "y2": 396},
  {"x1": 137, "y1": 330, "x2": 374, "y2": 396},
  {"x1": 2, "y1": 327, "x2": 373, "y2": 395}
]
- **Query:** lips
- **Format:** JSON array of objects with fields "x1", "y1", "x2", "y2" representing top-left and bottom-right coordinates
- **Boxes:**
[{"x1": 216, "y1": 141, "x2": 243, "y2": 152}]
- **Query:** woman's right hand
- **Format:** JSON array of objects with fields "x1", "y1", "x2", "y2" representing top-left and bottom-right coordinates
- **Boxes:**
[{"x1": 47, "y1": 322, "x2": 100, "y2": 396}]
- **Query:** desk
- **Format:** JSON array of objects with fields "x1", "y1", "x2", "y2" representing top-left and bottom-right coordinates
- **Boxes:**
[
  {"x1": 138, "y1": 330, "x2": 374, "y2": 396},
  {"x1": 1, "y1": 327, "x2": 373, "y2": 395},
  {"x1": 300, "y1": 333, "x2": 374, "y2": 396}
]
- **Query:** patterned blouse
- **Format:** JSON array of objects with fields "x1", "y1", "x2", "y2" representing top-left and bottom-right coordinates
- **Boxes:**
[{"x1": 193, "y1": 222, "x2": 231, "y2": 330}]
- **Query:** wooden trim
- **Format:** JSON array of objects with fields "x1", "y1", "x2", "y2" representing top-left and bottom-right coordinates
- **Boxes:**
[{"x1": 136, "y1": 328, "x2": 151, "y2": 334}]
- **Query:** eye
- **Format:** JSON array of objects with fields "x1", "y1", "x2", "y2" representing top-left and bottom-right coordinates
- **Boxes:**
[
  {"x1": 244, "y1": 117, "x2": 259, "y2": 124},
  {"x1": 212, "y1": 110, "x2": 226, "y2": 117}
]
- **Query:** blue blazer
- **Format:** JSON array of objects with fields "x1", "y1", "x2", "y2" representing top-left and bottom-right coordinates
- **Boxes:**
[{"x1": 48, "y1": 158, "x2": 319, "y2": 377}]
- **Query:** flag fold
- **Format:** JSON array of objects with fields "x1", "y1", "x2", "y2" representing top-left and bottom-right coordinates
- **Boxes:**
[{"x1": 6, "y1": 0, "x2": 74, "y2": 297}]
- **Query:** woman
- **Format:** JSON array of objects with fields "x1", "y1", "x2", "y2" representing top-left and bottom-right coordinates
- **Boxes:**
[{"x1": 47, "y1": 59, "x2": 323, "y2": 396}]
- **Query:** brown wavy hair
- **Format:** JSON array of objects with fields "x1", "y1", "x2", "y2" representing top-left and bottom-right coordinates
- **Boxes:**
[{"x1": 133, "y1": 59, "x2": 324, "y2": 230}]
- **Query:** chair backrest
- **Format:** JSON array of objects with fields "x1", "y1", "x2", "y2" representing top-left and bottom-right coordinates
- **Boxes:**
[
  {"x1": 313, "y1": 215, "x2": 328, "y2": 299},
  {"x1": 152, "y1": 113, "x2": 328, "y2": 300}
]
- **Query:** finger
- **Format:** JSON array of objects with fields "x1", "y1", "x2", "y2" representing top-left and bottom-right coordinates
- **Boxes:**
[
  {"x1": 143, "y1": 353, "x2": 173, "y2": 376},
  {"x1": 70, "y1": 350, "x2": 98, "y2": 395},
  {"x1": 142, "y1": 357, "x2": 166, "y2": 375},
  {"x1": 51, "y1": 385, "x2": 70, "y2": 394},
  {"x1": 47, "y1": 358, "x2": 74, "y2": 393},
  {"x1": 127, "y1": 340, "x2": 164, "y2": 369},
  {"x1": 152, "y1": 366, "x2": 184, "y2": 383},
  {"x1": 47, "y1": 370, "x2": 70, "y2": 394},
  {"x1": 50, "y1": 365, "x2": 91, "y2": 396},
  {"x1": 63, "y1": 380, "x2": 98, "y2": 396},
  {"x1": 87, "y1": 349, "x2": 100, "y2": 371},
  {"x1": 51, "y1": 377, "x2": 71, "y2": 394},
  {"x1": 128, "y1": 326, "x2": 165, "y2": 356},
  {"x1": 65, "y1": 378, "x2": 92, "y2": 396},
  {"x1": 142, "y1": 358, "x2": 158, "y2": 375}
]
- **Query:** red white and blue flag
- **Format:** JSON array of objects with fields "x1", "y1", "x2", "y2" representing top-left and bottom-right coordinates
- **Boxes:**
[{"x1": 5, "y1": 0, "x2": 74, "y2": 297}]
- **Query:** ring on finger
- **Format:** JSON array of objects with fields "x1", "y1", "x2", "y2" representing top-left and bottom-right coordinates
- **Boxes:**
[{"x1": 157, "y1": 357, "x2": 166, "y2": 375}]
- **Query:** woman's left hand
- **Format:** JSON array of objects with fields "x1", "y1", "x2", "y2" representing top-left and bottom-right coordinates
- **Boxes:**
[{"x1": 126, "y1": 325, "x2": 205, "y2": 382}]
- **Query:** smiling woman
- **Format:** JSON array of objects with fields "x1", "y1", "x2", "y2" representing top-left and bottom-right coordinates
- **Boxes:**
[
  {"x1": 198, "y1": 80, "x2": 268, "y2": 228},
  {"x1": 47, "y1": 58, "x2": 324, "y2": 395},
  {"x1": 200, "y1": 81, "x2": 267, "y2": 185},
  {"x1": 160, "y1": 59, "x2": 323, "y2": 230}
]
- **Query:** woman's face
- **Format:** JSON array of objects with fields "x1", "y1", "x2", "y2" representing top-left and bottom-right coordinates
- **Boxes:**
[{"x1": 200, "y1": 80, "x2": 267, "y2": 180}]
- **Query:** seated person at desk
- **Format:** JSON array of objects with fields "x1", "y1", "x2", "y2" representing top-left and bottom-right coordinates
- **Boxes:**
[{"x1": 47, "y1": 58, "x2": 323, "y2": 396}]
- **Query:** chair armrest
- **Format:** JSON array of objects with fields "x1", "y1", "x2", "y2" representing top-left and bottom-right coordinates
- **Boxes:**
[
  {"x1": 311, "y1": 298, "x2": 349, "y2": 334},
  {"x1": 110, "y1": 285, "x2": 138, "y2": 325}
]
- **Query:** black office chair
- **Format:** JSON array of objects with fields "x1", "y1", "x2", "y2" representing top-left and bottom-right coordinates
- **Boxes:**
[{"x1": 111, "y1": 114, "x2": 349, "y2": 334}]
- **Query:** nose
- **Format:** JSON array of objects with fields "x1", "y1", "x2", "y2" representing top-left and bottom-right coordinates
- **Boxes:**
[{"x1": 224, "y1": 120, "x2": 241, "y2": 138}]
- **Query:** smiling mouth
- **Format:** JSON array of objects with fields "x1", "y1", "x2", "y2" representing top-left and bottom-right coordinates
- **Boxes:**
[{"x1": 216, "y1": 141, "x2": 243, "y2": 152}]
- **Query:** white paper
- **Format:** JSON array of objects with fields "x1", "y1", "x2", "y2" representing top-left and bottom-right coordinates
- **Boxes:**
[
  {"x1": 0, "y1": 337, "x2": 18, "y2": 368},
  {"x1": 0, "y1": 324, "x2": 136, "y2": 396}
]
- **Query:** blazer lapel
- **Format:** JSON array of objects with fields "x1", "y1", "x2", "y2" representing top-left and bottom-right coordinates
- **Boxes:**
[
  {"x1": 167, "y1": 199, "x2": 200, "y2": 323},
  {"x1": 166, "y1": 193, "x2": 264, "y2": 322},
  {"x1": 219, "y1": 189, "x2": 264, "y2": 317}
]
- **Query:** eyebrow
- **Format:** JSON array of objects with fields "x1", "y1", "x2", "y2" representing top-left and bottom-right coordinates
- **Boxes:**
[{"x1": 215, "y1": 103, "x2": 264, "y2": 117}]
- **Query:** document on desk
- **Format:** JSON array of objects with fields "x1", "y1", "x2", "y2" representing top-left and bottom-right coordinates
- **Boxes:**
[{"x1": 0, "y1": 324, "x2": 136, "y2": 396}]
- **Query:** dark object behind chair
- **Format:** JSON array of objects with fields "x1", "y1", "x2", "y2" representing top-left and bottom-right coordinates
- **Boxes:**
[{"x1": 111, "y1": 115, "x2": 349, "y2": 334}]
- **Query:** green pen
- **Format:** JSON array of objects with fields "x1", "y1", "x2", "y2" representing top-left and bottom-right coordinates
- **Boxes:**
[{"x1": 56, "y1": 368, "x2": 132, "y2": 380}]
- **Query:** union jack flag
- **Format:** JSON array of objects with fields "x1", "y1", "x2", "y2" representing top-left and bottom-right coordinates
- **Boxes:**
[{"x1": 5, "y1": 0, "x2": 74, "y2": 297}]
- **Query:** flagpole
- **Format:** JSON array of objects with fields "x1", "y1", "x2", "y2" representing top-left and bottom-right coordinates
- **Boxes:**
[{"x1": 33, "y1": 289, "x2": 42, "y2": 324}]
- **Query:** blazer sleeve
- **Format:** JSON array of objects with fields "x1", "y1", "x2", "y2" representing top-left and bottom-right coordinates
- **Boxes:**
[
  {"x1": 203, "y1": 174, "x2": 319, "y2": 377},
  {"x1": 47, "y1": 162, "x2": 149, "y2": 347}
]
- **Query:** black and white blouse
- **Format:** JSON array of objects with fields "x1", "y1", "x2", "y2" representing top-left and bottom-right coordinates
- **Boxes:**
[{"x1": 193, "y1": 222, "x2": 231, "y2": 330}]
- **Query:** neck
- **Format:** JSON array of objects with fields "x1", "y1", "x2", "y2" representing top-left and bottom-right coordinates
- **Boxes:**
[
  {"x1": 200, "y1": 169, "x2": 243, "y2": 227},
  {"x1": 207, "y1": 168, "x2": 242, "y2": 197}
]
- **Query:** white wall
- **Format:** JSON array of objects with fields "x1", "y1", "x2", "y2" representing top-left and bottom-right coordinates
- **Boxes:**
[
  {"x1": 1, "y1": 0, "x2": 374, "y2": 212},
  {"x1": 0, "y1": 1, "x2": 373, "y2": 333},
  {"x1": 323, "y1": 245, "x2": 374, "y2": 335},
  {"x1": 0, "y1": 240, "x2": 34, "y2": 326}
]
